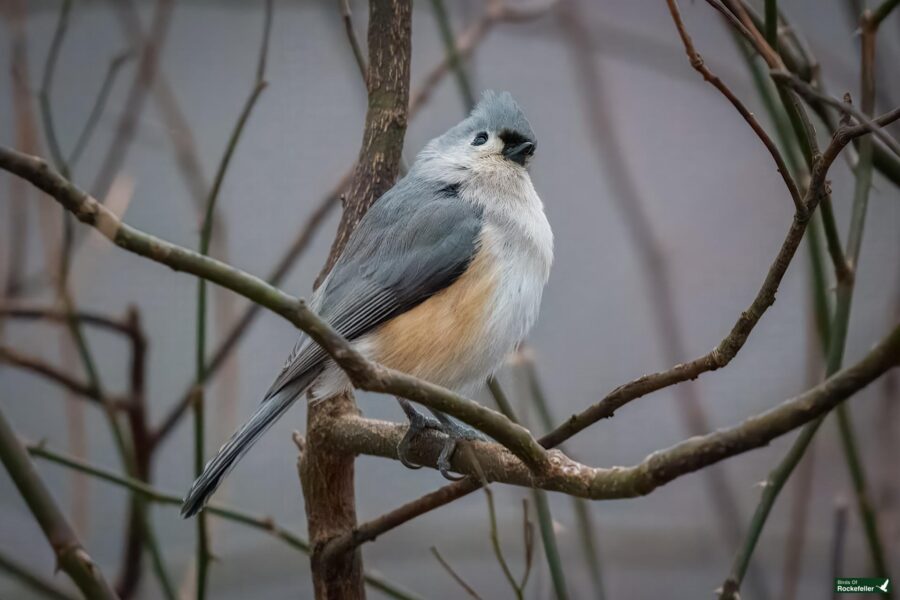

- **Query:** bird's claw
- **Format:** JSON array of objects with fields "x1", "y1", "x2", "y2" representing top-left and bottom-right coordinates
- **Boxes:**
[
  {"x1": 437, "y1": 438, "x2": 464, "y2": 480},
  {"x1": 396, "y1": 400, "x2": 442, "y2": 469},
  {"x1": 395, "y1": 398, "x2": 486, "y2": 480},
  {"x1": 431, "y1": 415, "x2": 486, "y2": 481}
]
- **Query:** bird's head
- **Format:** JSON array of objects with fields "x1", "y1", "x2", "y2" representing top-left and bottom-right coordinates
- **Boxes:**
[{"x1": 415, "y1": 91, "x2": 537, "y2": 182}]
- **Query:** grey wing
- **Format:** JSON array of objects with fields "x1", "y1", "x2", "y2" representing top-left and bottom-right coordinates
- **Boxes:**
[{"x1": 264, "y1": 181, "x2": 484, "y2": 398}]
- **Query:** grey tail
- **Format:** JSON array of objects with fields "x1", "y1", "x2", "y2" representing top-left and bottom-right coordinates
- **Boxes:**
[{"x1": 181, "y1": 371, "x2": 318, "y2": 518}]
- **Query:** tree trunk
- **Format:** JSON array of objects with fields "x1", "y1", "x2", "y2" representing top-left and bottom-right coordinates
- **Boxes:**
[{"x1": 300, "y1": 1, "x2": 411, "y2": 598}]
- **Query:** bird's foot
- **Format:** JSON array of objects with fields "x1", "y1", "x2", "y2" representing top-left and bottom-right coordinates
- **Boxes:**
[
  {"x1": 395, "y1": 398, "x2": 486, "y2": 479},
  {"x1": 429, "y1": 410, "x2": 486, "y2": 481},
  {"x1": 396, "y1": 398, "x2": 443, "y2": 470}
]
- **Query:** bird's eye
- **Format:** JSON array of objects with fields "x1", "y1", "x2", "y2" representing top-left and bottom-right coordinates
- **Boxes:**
[{"x1": 471, "y1": 132, "x2": 489, "y2": 146}]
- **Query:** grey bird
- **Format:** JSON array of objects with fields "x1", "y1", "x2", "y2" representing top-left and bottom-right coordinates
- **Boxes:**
[{"x1": 182, "y1": 91, "x2": 552, "y2": 517}]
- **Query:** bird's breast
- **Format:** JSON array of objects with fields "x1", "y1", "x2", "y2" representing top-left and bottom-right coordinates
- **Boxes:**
[{"x1": 362, "y1": 222, "x2": 549, "y2": 392}]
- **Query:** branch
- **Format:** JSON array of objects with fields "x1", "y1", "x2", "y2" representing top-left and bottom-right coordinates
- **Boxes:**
[
  {"x1": 0, "y1": 408, "x2": 117, "y2": 599},
  {"x1": 666, "y1": 0, "x2": 803, "y2": 214},
  {"x1": 0, "y1": 550, "x2": 76, "y2": 600},
  {"x1": 0, "y1": 304, "x2": 137, "y2": 339},
  {"x1": 326, "y1": 320, "x2": 900, "y2": 497},
  {"x1": 539, "y1": 104, "x2": 900, "y2": 449},
  {"x1": 769, "y1": 70, "x2": 900, "y2": 159},
  {"x1": 0, "y1": 345, "x2": 104, "y2": 405},
  {"x1": 430, "y1": 547, "x2": 482, "y2": 599},
  {"x1": 90, "y1": 0, "x2": 173, "y2": 200}
]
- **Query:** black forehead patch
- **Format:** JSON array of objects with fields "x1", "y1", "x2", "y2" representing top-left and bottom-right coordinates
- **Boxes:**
[{"x1": 499, "y1": 129, "x2": 533, "y2": 147}]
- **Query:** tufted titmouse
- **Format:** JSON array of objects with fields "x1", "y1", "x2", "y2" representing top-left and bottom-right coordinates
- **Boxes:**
[{"x1": 182, "y1": 91, "x2": 553, "y2": 517}]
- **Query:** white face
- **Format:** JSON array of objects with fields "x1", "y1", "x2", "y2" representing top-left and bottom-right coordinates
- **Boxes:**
[{"x1": 423, "y1": 128, "x2": 534, "y2": 181}]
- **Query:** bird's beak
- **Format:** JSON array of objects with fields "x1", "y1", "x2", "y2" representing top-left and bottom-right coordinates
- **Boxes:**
[{"x1": 502, "y1": 141, "x2": 535, "y2": 166}]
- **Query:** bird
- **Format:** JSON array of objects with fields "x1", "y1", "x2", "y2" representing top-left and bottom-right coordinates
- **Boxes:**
[{"x1": 181, "y1": 90, "x2": 553, "y2": 517}]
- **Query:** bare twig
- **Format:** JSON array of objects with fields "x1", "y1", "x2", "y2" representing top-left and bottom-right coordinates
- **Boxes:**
[
  {"x1": 770, "y1": 70, "x2": 900, "y2": 158},
  {"x1": 430, "y1": 0, "x2": 476, "y2": 110},
  {"x1": 830, "y1": 500, "x2": 849, "y2": 599},
  {"x1": 513, "y1": 350, "x2": 607, "y2": 600},
  {"x1": 192, "y1": 2, "x2": 272, "y2": 595},
  {"x1": 91, "y1": 0, "x2": 174, "y2": 200},
  {"x1": 150, "y1": 184, "x2": 341, "y2": 446},
  {"x1": 339, "y1": 0, "x2": 367, "y2": 80},
  {"x1": 430, "y1": 547, "x2": 482, "y2": 599},
  {"x1": 0, "y1": 345, "x2": 104, "y2": 404},
  {"x1": 539, "y1": 104, "x2": 900, "y2": 449},
  {"x1": 666, "y1": 0, "x2": 803, "y2": 214},
  {"x1": 0, "y1": 409, "x2": 117, "y2": 599},
  {"x1": 68, "y1": 49, "x2": 135, "y2": 169},
  {"x1": 0, "y1": 304, "x2": 137, "y2": 338},
  {"x1": 483, "y1": 486, "x2": 522, "y2": 598},
  {"x1": 0, "y1": 550, "x2": 76, "y2": 600},
  {"x1": 487, "y1": 379, "x2": 569, "y2": 600}
]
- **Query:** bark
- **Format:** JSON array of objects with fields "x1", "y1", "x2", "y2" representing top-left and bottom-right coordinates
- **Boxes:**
[{"x1": 301, "y1": 1, "x2": 411, "y2": 598}]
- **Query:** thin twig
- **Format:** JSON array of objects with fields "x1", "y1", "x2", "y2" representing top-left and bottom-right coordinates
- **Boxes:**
[
  {"x1": 667, "y1": 0, "x2": 803, "y2": 214},
  {"x1": 430, "y1": 0, "x2": 476, "y2": 110},
  {"x1": 192, "y1": 3, "x2": 273, "y2": 594},
  {"x1": 0, "y1": 345, "x2": 104, "y2": 404},
  {"x1": 870, "y1": 0, "x2": 900, "y2": 28},
  {"x1": 513, "y1": 350, "x2": 607, "y2": 600},
  {"x1": 764, "y1": 0, "x2": 777, "y2": 50},
  {"x1": 38, "y1": 0, "x2": 72, "y2": 179},
  {"x1": 150, "y1": 184, "x2": 341, "y2": 446},
  {"x1": 339, "y1": 0, "x2": 367, "y2": 80},
  {"x1": 0, "y1": 550, "x2": 77, "y2": 600},
  {"x1": 0, "y1": 305, "x2": 136, "y2": 338},
  {"x1": 91, "y1": 0, "x2": 174, "y2": 200},
  {"x1": 487, "y1": 378, "x2": 570, "y2": 600},
  {"x1": 770, "y1": 70, "x2": 900, "y2": 158},
  {"x1": 430, "y1": 547, "x2": 482, "y2": 599},
  {"x1": 830, "y1": 500, "x2": 848, "y2": 599},
  {"x1": 68, "y1": 49, "x2": 136, "y2": 169},
  {"x1": 482, "y1": 486, "x2": 523, "y2": 598}
]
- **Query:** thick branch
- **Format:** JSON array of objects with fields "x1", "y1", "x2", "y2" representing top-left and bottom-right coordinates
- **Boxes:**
[
  {"x1": 319, "y1": 319, "x2": 900, "y2": 558},
  {"x1": 328, "y1": 321, "x2": 900, "y2": 499}
]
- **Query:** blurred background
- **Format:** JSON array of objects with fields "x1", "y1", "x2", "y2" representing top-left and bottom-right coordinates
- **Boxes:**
[{"x1": 1, "y1": 0, "x2": 898, "y2": 598}]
